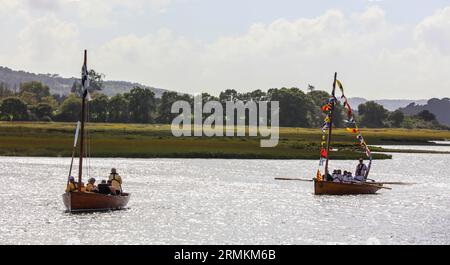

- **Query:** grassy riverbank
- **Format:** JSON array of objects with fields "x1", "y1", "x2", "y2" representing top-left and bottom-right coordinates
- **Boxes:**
[{"x1": 0, "y1": 122, "x2": 449, "y2": 159}]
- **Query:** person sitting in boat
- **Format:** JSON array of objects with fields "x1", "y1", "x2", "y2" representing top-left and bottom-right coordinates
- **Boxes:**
[
  {"x1": 336, "y1": 170, "x2": 344, "y2": 182},
  {"x1": 86, "y1": 178, "x2": 98, "y2": 192},
  {"x1": 347, "y1": 171, "x2": 354, "y2": 182},
  {"x1": 342, "y1": 171, "x2": 353, "y2": 182},
  {"x1": 98, "y1": 180, "x2": 113, "y2": 195},
  {"x1": 79, "y1": 182, "x2": 86, "y2": 192},
  {"x1": 65, "y1": 176, "x2": 78, "y2": 192},
  {"x1": 331, "y1": 170, "x2": 341, "y2": 182},
  {"x1": 355, "y1": 158, "x2": 368, "y2": 181},
  {"x1": 108, "y1": 168, "x2": 122, "y2": 193}
]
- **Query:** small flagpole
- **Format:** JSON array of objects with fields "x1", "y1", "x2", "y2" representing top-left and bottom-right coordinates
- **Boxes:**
[
  {"x1": 324, "y1": 72, "x2": 337, "y2": 177},
  {"x1": 77, "y1": 49, "x2": 88, "y2": 191}
]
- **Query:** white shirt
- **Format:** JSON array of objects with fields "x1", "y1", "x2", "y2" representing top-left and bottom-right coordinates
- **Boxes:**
[{"x1": 332, "y1": 174, "x2": 341, "y2": 182}]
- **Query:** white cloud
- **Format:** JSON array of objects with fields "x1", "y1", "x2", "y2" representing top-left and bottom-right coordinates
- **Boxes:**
[
  {"x1": 415, "y1": 6, "x2": 450, "y2": 55},
  {"x1": 70, "y1": 0, "x2": 172, "y2": 28},
  {"x1": 101, "y1": 5, "x2": 445, "y2": 99},
  {"x1": 74, "y1": 0, "x2": 116, "y2": 28},
  {"x1": 95, "y1": 6, "x2": 437, "y2": 98},
  {"x1": 26, "y1": 0, "x2": 61, "y2": 10},
  {"x1": 93, "y1": 29, "x2": 201, "y2": 90},
  {"x1": 14, "y1": 14, "x2": 81, "y2": 75},
  {"x1": 0, "y1": 0, "x2": 28, "y2": 17},
  {"x1": 2, "y1": 3, "x2": 450, "y2": 99}
]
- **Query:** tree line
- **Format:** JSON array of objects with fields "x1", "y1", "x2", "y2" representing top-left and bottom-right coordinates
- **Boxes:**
[{"x1": 0, "y1": 79, "x2": 446, "y2": 129}]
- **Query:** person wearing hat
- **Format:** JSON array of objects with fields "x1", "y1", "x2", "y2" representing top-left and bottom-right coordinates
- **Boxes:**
[
  {"x1": 65, "y1": 176, "x2": 78, "y2": 192},
  {"x1": 342, "y1": 170, "x2": 350, "y2": 182},
  {"x1": 354, "y1": 158, "x2": 368, "y2": 181},
  {"x1": 108, "y1": 168, "x2": 122, "y2": 193},
  {"x1": 86, "y1": 178, "x2": 97, "y2": 192}
]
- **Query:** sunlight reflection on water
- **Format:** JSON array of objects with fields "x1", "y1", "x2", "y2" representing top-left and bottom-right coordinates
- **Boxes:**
[{"x1": 0, "y1": 149, "x2": 449, "y2": 244}]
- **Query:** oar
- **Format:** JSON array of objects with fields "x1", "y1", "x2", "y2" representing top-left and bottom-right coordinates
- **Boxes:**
[
  {"x1": 274, "y1": 177, "x2": 313, "y2": 182},
  {"x1": 366, "y1": 179, "x2": 416, "y2": 185},
  {"x1": 372, "y1": 182, "x2": 415, "y2": 186},
  {"x1": 363, "y1": 183, "x2": 392, "y2": 190}
]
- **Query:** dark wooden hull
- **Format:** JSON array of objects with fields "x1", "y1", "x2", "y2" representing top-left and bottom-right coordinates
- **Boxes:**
[
  {"x1": 314, "y1": 179, "x2": 382, "y2": 195},
  {"x1": 62, "y1": 192, "x2": 130, "y2": 212}
]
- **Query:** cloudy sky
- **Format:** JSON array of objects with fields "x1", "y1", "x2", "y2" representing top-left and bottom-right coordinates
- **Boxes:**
[{"x1": 1, "y1": 0, "x2": 450, "y2": 99}]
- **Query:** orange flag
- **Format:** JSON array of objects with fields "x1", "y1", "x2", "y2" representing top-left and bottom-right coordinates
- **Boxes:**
[
  {"x1": 316, "y1": 169, "x2": 323, "y2": 181},
  {"x1": 346, "y1": 128, "x2": 359, "y2": 134}
]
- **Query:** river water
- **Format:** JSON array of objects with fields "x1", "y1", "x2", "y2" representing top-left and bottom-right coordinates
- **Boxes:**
[{"x1": 0, "y1": 145, "x2": 449, "y2": 245}]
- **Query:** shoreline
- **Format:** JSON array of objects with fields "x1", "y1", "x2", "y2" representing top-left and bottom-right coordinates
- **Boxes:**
[{"x1": 1, "y1": 121, "x2": 449, "y2": 160}]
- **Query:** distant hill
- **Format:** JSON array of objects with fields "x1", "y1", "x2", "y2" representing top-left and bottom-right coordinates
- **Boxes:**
[
  {"x1": 399, "y1": 98, "x2": 450, "y2": 126},
  {"x1": 347, "y1": 97, "x2": 428, "y2": 111},
  {"x1": 0, "y1": 66, "x2": 167, "y2": 97}
]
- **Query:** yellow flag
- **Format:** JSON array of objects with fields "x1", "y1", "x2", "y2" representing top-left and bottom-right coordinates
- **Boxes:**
[{"x1": 336, "y1": 79, "x2": 344, "y2": 94}]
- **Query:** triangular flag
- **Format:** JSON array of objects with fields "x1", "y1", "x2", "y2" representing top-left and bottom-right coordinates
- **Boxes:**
[{"x1": 81, "y1": 61, "x2": 92, "y2": 101}]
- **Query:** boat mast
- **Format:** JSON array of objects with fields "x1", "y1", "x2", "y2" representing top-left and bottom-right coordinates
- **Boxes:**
[
  {"x1": 324, "y1": 72, "x2": 337, "y2": 177},
  {"x1": 77, "y1": 50, "x2": 88, "y2": 191}
]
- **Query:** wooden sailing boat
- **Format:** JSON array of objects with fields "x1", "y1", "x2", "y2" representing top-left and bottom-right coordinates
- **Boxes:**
[
  {"x1": 313, "y1": 72, "x2": 385, "y2": 195},
  {"x1": 62, "y1": 50, "x2": 130, "y2": 212}
]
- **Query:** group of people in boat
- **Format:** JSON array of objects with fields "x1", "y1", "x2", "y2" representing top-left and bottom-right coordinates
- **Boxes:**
[
  {"x1": 66, "y1": 168, "x2": 123, "y2": 195},
  {"x1": 326, "y1": 158, "x2": 368, "y2": 183}
]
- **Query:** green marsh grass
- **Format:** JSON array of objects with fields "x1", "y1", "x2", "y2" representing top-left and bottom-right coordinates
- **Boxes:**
[{"x1": 1, "y1": 122, "x2": 449, "y2": 159}]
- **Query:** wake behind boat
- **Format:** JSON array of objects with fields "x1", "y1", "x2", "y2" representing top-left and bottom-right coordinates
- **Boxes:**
[{"x1": 62, "y1": 50, "x2": 130, "y2": 212}]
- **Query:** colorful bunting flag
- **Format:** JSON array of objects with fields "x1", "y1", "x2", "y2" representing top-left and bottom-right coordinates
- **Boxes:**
[
  {"x1": 346, "y1": 128, "x2": 359, "y2": 134},
  {"x1": 317, "y1": 78, "x2": 372, "y2": 164},
  {"x1": 320, "y1": 148, "x2": 328, "y2": 158}
]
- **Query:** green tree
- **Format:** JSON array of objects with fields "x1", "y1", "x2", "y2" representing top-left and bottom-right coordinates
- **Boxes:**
[
  {"x1": 108, "y1": 94, "x2": 129, "y2": 123},
  {"x1": 0, "y1": 83, "x2": 14, "y2": 99},
  {"x1": 89, "y1": 93, "x2": 109, "y2": 122},
  {"x1": 30, "y1": 103, "x2": 53, "y2": 121},
  {"x1": 416, "y1": 110, "x2": 436, "y2": 121},
  {"x1": 358, "y1": 101, "x2": 388, "y2": 128},
  {"x1": 0, "y1": 97, "x2": 28, "y2": 121},
  {"x1": 88, "y1": 69, "x2": 105, "y2": 91},
  {"x1": 126, "y1": 87, "x2": 156, "y2": 123},
  {"x1": 19, "y1": 81, "x2": 50, "y2": 104},
  {"x1": 248, "y1": 89, "x2": 267, "y2": 102},
  {"x1": 388, "y1": 109, "x2": 405, "y2": 127},
  {"x1": 219, "y1": 89, "x2": 238, "y2": 102},
  {"x1": 307, "y1": 90, "x2": 345, "y2": 128},
  {"x1": 41, "y1": 95, "x2": 59, "y2": 110},
  {"x1": 56, "y1": 94, "x2": 81, "y2": 122},
  {"x1": 157, "y1": 91, "x2": 192, "y2": 124},
  {"x1": 235, "y1": 89, "x2": 267, "y2": 125},
  {"x1": 307, "y1": 90, "x2": 331, "y2": 106},
  {"x1": 267, "y1": 87, "x2": 315, "y2": 127}
]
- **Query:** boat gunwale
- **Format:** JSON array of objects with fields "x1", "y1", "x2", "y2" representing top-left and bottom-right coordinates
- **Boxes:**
[
  {"x1": 313, "y1": 178, "x2": 382, "y2": 195},
  {"x1": 62, "y1": 191, "x2": 131, "y2": 212}
]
